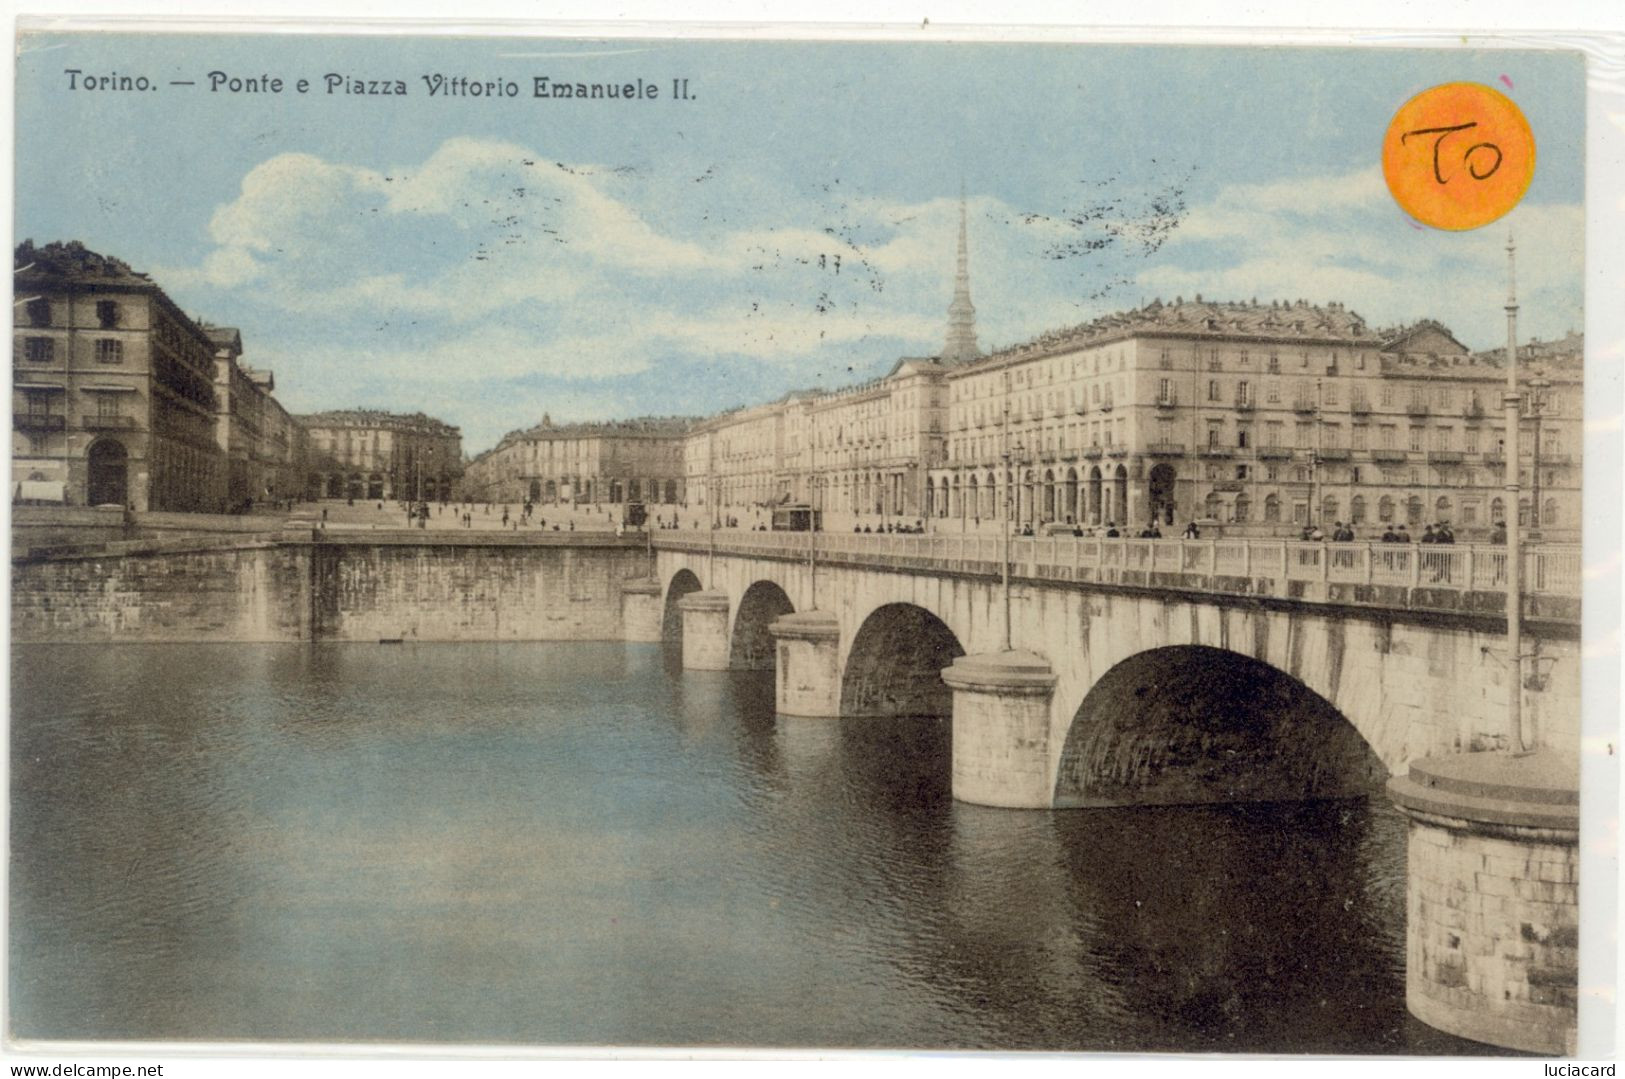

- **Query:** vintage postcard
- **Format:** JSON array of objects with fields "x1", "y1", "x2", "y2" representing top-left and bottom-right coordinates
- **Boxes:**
[{"x1": 7, "y1": 22, "x2": 1608, "y2": 1064}]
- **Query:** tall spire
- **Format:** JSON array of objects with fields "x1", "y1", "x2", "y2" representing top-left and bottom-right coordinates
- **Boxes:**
[{"x1": 942, "y1": 189, "x2": 979, "y2": 364}]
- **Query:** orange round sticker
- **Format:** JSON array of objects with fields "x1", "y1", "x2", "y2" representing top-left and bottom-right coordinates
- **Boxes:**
[{"x1": 1382, "y1": 81, "x2": 1535, "y2": 231}]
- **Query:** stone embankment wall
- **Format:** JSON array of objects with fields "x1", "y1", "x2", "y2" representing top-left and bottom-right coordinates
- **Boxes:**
[{"x1": 11, "y1": 533, "x2": 649, "y2": 643}]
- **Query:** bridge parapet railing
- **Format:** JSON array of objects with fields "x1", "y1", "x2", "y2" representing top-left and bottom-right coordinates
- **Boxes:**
[
  {"x1": 650, "y1": 531, "x2": 1581, "y2": 607},
  {"x1": 1212, "y1": 540, "x2": 1248, "y2": 576},
  {"x1": 1286, "y1": 542, "x2": 1324, "y2": 581}
]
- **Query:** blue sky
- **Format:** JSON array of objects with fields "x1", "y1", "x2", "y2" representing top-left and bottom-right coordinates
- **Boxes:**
[{"x1": 15, "y1": 33, "x2": 1586, "y2": 452}]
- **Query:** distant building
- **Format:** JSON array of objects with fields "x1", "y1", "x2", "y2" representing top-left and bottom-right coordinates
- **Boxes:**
[
  {"x1": 12, "y1": 240, "x2": 226, "y2": 511},
  {"x1": 299, "y1": 409, "x2": 463, "y2": 502},
  {"x1": 206, "y1": 326, "x2": 306, "y2": 510},
  {"x1": 463, "y1": 415, "x2": 692, "y2": 506}
]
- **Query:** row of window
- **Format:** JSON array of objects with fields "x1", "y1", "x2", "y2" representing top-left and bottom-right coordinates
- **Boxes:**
[
  {"x1": 944, "y1": 417, "x2": 1563, "y2": 461},
  {"x1": 947, "y1": 377, "x2": 1568, "y2": 421},
  {"x1": 19, "y1": 337, "x2": 125, "y2": 364},
  {"x1": 22, "y1": 298, "x2": 121, "y2": 329}
]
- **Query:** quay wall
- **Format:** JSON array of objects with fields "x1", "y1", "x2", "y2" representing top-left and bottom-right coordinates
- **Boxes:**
[{"x1": 11, "y1": 533, "x2": 650, "y2": 643}]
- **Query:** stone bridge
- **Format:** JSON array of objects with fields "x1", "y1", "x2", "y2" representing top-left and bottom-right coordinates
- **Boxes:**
[{"x1": 625, "y1": 530, "x2": 1580, "y2": 811}]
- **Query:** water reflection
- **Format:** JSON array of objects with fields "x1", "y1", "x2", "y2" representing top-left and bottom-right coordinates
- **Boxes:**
[{"x1": 11, "y1": 642, "x2": 1496, "y2": 1053}]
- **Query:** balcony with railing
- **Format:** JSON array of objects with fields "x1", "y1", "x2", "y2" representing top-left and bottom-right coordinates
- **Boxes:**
[
  {"x1": 1106, "y1": 445, "x2": 1129, "y2": 458},
  {"x1": 1463, "y1": 403, "x2": 1487, "y2": 423},
  {"x1": 1198, "y1": 444, "x2": 1235, "y2": 459},
  {"x1": 1406, "y1": 401, "x2": 1431, "y2": 418},
  {"x1": 81, "y1": 414, "x2": 139, "y2": 430},
  {"x1": 1427, "y1": 450, "x2": 1466, "y2": 465},
  {"x1": 1315, "y1": 446, "x2": 1351, "y2": 461},
  {"x1": 14, "y1": 413, "x2": 66, "y2": 432},
  {"x1": 1154, "y1": 394, "x2": 1178, "y2": 410},
  {"x1": 1370, "y1": 448, "x2": 1409, "y2": 463},
  {"x1": 1146, "y1": 442, "x2": 1185, "y2": 457},
  {"x1": 1538, "y1": 450, "x2": 1573, "y2": 466},
  {"x1": 1256, "y1": 445, "x2": 1294, "y2": 460},
  {"x1": 1292, "y1": 399, "x2": 1317, "y2": 414},
  {"x1": 1349, "y1": 399, "x2": 1372, "y2": 416},
  {"x1": 1082, "y1": 445, "x2": 1104, "y2": 460},
  {"x1": 1233, "y1": 397, "x2": 1255, "y2": 412}
]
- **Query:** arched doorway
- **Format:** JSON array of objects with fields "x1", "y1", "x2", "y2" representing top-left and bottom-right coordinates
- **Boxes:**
[
  {"x1": 1148, "y1": 463, "x2": 1177, "y2": 526},
  {"x1": 1088, "y1": 467, "x2": 1103, "y2": 525},
  {"x1": 528, "y1": 479, "x2": 542, "y2": 502},
  {"x1": 1113, "y1": 465, "x2": 1129, "y2": 527},
  {"x1": 86, "y1": 439, "x2": 128, "y2": 507},
  {"x1": 664, "y1": 480, "x2": 678, "y2": 504}
]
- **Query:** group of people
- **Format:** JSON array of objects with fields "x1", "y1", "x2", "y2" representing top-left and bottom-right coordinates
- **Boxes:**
[
  {"x1": 1299, "y1": 522, "x2": 1360, "y2": 542},
  {"x1": 1374, "y1": 521, "x2": 1459, "y2": 544},
  {"x1": 850, "y1": 521, "x2": 928, "y2": 534}
]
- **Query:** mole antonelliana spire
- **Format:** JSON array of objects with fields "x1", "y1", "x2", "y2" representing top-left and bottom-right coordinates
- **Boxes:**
[{"x1": 941, "y1": 189, "x2": 979, "y2": 364}]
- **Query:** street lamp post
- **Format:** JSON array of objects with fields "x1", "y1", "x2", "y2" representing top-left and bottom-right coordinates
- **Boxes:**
[
  {"x1": 807, "y1": 475, "x2": 822, "y2": 609},
  {"x1": 1528, "y1": 371, "x2": 1549, "y2": 537},
  {"x1": 999, "y1": 367, "x2": 1014, "y2": 652},
  {"x1": 1311, "y1": 376, "x2": 1323, "y2": 533},
  {"x1": 707, "y1": 430, "x2": 718, "y2": 583},
  {"x1": 1502, "y1": 232, "x2": 1526, "y2": 753}
]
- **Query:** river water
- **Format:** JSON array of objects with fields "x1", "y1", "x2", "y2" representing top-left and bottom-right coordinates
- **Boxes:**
[{"x1": 10, "y1": 642, "x2": 1493, "y2": 1054}]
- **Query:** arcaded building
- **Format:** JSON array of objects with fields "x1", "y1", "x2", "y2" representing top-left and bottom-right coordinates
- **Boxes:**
[
  {"x1": 923, "y1": 299, "x2": 1581, "y2": 541},
  {"x1": 300, "y1": 409, "x2": 463, "y2": 502}
]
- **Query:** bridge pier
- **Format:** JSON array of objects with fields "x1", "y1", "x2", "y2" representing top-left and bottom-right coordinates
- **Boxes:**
[
  {"x1": 768, "y1": 610, "x2": 841, "y2": 717},
  {"x1": 1387, "y1": 751, "x2": 1579, "y2": 1055},
  {"x1": 942, "y1": 651, "x2": 1058, "y2": 808},
  {"x1": 676, "y1": 589, "x2": 731, "y2": 670},
  {"x1": 619, "y1": 578, "x2": 664, "y2": 643}
]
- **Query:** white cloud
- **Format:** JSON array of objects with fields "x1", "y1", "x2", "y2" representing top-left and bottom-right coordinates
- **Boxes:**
[{"x1": 1131, "y1": 166, "x2": 1584, "y2": 348}]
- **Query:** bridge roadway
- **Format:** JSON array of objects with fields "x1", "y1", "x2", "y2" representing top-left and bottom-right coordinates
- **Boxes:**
[{"x1": 635, "y1": 529, "x2": 1580, "y2": 811}]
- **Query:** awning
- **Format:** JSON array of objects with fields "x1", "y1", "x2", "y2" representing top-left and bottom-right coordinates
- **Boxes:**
[
  {"x1": 14, "y1": 480, "x2": 66, "y2": 503},
  {"x1": 14, "y1": 383, "x2": 65, "y2": 392},
  {"x1": 82, "y1": 384, "x2": 139, "y2": 393}
]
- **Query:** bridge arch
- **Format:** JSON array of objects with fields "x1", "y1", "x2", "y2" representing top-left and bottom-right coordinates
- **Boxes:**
[
  {"x1": 730, "y1": 580, "x2": 795, "y2": 671},
  {"x1": 839, "y1": 602, "x2": 966, "y2": 719},
  {"x1": 662, "y1": 568, "x2": 704, "y2": 644},
  {"x1": 1053, "y1": 645, "x2": 1387, "y2": 808}
]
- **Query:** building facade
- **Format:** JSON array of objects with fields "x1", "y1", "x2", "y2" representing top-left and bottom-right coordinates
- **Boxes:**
[
  {"x1": 671, "y1": 297, "x2": 1580, "y2": 542},
  {"x1": 922, "y1": 299, "x2": 1580, "y2": 541},
  {"x1": 13, "y1": 240, "x2": 227, "y2": 511},
  {"x1": 461, "y1": 416, "x2": 691, "y2": 506},
  {"x1": 207, "y1": 326, "x2": 306, "y2": 510},
  {"x1": 300, "y1": 410, "x2": 463, "y2": 502}
]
